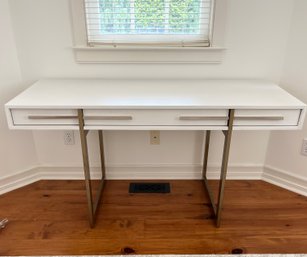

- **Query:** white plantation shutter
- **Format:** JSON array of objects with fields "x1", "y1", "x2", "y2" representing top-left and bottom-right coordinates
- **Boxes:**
[{"x1": 84, "y1": 0, "x2": 215, "y2": 47}]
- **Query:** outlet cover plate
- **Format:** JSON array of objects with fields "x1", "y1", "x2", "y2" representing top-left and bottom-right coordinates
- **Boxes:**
[
  {"x1": 64, "y1": 131, "x2": 75, "y2": 145},
  {"x1": 150, "y1": 130, "x2": 160, "y2": 145}
]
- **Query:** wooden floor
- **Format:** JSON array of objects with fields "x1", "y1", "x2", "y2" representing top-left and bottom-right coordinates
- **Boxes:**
[{"x1": 0, "y1": 180, "x2": 307, "y2": 255}]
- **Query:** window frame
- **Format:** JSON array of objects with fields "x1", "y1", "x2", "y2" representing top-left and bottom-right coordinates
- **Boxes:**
[
  {"x1": 70, "y1": 0, "x2": 226, "y2": 63},
  {"x1": 84, "y1": 0, "x2": 213, "y2": 47}
]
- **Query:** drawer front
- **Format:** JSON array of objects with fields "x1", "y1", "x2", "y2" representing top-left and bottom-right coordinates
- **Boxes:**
[
  {"x1": 84, "y1": 109, "x2": 229, "y2": 126},
  {"x1": 11, "y1": 109, "x2": 78, "y2": 126},
  {"x1": 234, "y1": 109, "x2": 301, "y2": 126}
]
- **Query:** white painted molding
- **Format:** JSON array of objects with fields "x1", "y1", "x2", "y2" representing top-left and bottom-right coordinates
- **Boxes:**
[
  {"x1": 0, "y1": 166, "x2": 41, "y2": 195},
  {"x1": 70, "y1": 0, "x2": 227, "y2": 64},
  {"x1": 39, "y1": 163, "x2": 264, "y2": 180},
  {"x1": 0, "y1": 163, "x2": 262, "y2": 195},
  {"x1": 263, "y1": 165, "x2": 307, "y2": 197},
  {"x1": 73, "y1": 46, "x2": 226, "y2": 64},
  {"x1": 3, "y1": 164, "x2": 306, "y2": 197}
]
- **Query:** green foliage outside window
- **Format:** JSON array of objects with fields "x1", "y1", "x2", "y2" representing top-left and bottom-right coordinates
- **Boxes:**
[
  {"x1": 169, "y1": 0, "x2": 201, "y2": 34},
  {"x1": 99, "y1": 0, "x2": 131, "y2": 33},
  {"x1": 99, "y1": 0, "x2": 202, "y2": 34},
  {"x1": 135, "y1": 0, "x2": 164, "y2": 32}
]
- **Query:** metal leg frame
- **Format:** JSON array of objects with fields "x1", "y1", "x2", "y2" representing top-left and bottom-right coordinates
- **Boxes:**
[
  {"x1": 78, "y1": 107, "x2": 233, "y2": 228},
  {"x1": 202, "y1": 109, "x2": 235, "y2": 227},
  {"x1": 78, "y1": 109, "x2": 106, "y2": 228}
]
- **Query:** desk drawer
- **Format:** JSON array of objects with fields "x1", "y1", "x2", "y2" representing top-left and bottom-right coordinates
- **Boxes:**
[
  {"x1": 84, "y1": 109, "x2": 228, "y2": 126},
  {"x1": 234, "y1": 109, "x2": 301, "y2": 126},
  {"x1": 11, "y1": 109, "x2": 78, "y2": 126}
]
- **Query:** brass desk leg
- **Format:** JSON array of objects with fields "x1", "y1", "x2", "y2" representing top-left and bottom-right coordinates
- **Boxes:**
[
  {"x1": 202, "y1": 109, "x2": 235, "y2": 227},
  {"x1": 99, "y1": 130, "x2": 106, "y2": 180},
  {"x1": 78, "y1": 109, "x2": 105, "y2": 228}
]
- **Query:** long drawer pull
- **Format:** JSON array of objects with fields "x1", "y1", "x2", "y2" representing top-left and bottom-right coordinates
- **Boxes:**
[
  {"x1": 235, "y1": 116, "x2": 284, "y2": 121},
  {"x1": 85, "y1": 115, "x2": 133, "y2": 120},
  {"x1": 28, "y1": 115, "x2": 78, "y2": 120},
  {"x1": 179, "y1": 116, "x2": 228, "y2": 121}
]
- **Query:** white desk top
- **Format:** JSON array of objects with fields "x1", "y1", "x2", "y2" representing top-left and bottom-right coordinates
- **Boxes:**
[{"x1": 6, "y1": 79, "x2": 306, "y2": 109}]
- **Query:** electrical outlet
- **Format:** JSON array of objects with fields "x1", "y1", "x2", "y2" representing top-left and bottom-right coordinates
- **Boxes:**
[
  {"x1": 301, "y1": 138, "x2": 307, "y2": 156},
  {"x1": 64, "y1": 131, "x2": 75, "y2": 145},
  {"x1": 150, "y1": 131, "x2": 160, "y2": 145}
]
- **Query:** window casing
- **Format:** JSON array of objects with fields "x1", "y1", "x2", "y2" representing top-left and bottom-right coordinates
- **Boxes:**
[
  {"x1": 84, "y1": 0, "x2": 215, "y2": 47},
  {"x1": 70, "y1": 0, "x2": 226, "y2": 63}
]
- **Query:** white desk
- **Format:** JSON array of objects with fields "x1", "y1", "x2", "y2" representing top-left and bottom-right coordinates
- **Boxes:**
[{"x1": 5, "y1": 79, "x2": 306, "y2": 227}]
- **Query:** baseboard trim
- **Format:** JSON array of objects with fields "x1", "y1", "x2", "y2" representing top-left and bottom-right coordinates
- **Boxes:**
[
  {"x1": 263, "y1": 165, "x2": 307, "y2": 197},
  {"x1": 2, "y1": 164, "x2": 306, "y2": 198},
  {"x1": 0, "y1": 163, "x2": 263, "y2": 195},
  {"x1": 0, "y1": 166, "x2": 41, "y2": 195},
  {"x1": 38, "y1": 164, "x2": 263, "y2": 180}
]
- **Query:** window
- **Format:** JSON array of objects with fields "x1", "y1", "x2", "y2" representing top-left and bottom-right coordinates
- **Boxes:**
[
  {"x1": 84, "y1": 0, "x2": 215, "y2": 47},
  {"x1": 71, "y1": 0, "x2": 225, "y2": 63}
]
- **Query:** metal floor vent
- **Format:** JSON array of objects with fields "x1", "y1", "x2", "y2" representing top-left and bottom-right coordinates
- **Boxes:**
[{"x1": 129, "y1": 183, "x2": 170, "y2": 193}]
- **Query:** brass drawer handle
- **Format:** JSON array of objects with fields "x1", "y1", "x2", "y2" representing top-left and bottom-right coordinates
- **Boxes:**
[
  {"x1": 28, "y1": 115, "x2": 78, "y2": 119},
  {"x1": 179, "y1": 116, "x2": 228, "y2": 121},
  {"x1": 84, "y1": 115, "x2": 133, "y2": 120},
  {"x1": 235, "y1": 116, "x2": 284, "y2": 121}
]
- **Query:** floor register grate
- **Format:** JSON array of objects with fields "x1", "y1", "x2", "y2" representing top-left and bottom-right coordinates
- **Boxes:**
[{"x1": 129, "y1": 183, "x2": 170, "y2": 193}]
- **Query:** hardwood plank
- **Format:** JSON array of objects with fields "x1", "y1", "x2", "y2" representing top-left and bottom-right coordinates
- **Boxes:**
[{"x1": 0, "y1": 180, "x2": 307, "y2": 255}]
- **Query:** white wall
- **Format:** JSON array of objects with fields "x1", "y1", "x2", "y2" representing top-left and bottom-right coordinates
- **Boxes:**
[
  {"x1": 0, "y1": 0, "x2": 38, "y2": 178},
  {"x1": 265, "y1": 0, "x2": 307, "y2": 178},
  {"x1": 9, "y1": 0, "x2": 293, "y2": 80},
  {"x1": 4, "y1": 0, "x2": 296, "y2": 176}
]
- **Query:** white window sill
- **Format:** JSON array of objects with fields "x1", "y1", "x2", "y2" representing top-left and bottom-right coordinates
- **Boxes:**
[{"x1": 72, "y1": 46, "x2": 226, "y2": 64}]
